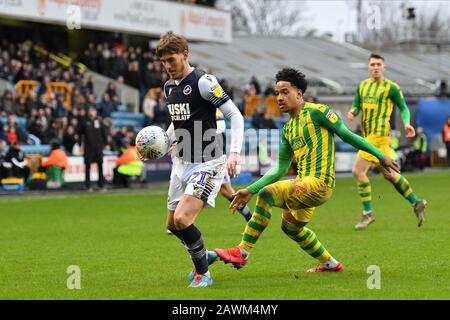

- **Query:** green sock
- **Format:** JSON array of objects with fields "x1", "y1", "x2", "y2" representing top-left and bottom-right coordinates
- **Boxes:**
[
  {"x1": 392, "y1": 175, "x2": 417, "y2": 205},
  {"x1": 357, "y1": 178, "x2": 372, "y2": 213}
]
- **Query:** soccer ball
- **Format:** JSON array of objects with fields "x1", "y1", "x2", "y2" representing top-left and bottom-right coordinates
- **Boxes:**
[{"x1": 135, "y1": 126, "x2": 170, "y2": 160}]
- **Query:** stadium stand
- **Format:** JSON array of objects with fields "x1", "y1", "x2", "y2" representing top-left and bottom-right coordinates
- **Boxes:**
[{"x1": 188, "y1": 35, "x2": 450, "y2": 97}]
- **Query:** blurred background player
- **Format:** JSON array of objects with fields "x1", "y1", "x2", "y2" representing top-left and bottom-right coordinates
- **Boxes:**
[
  {"x1": 347, "y1": 53, "x2": 427, "y2": 230},
  {"x1": 215, "y1": 68, "x2": 399, "y2": 273},
  {"x1": 157, "y1": 31, "x2": 244, "y2": 288},
  {"x1": 113, "y1": 137, "x2": 143, "y2": 188},
  {"x1": 443, "y1": 117, "x2": 450, "y2": 166},
  {"x1": 41, "y1": 141, "x2": 68, "y2": 189}
]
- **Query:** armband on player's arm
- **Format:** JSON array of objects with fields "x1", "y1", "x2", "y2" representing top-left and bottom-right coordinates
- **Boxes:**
[
  {"x1": 335, "y1": 123, "x2": 384, "y2": 160},
  {"x1": 247, "y1": 133, "x2": 293, "y2": 195}
]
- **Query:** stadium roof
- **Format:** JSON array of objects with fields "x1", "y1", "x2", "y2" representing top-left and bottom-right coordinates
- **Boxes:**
[{"x1": 189, "y1": 35, "x2": 450, "y2": 96}]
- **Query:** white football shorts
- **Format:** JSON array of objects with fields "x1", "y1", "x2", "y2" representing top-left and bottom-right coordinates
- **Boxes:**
[{"x1": 167, "y1": 155, "x2": 226, "y2": 210}]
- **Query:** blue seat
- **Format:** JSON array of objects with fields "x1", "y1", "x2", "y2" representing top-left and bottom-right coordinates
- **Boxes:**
[
  {"x1": 113, "y1": 118, "x2": 145, "y2": 129},
  {"x1": 20, "y1": 144, "x2": 52, "y2": 156},
  {"x1": 111, "y1": 112, "x2": 146, "y2": 122},
  {"x1": 1, "y1": 116, "x2": 28, "y2": 132}
]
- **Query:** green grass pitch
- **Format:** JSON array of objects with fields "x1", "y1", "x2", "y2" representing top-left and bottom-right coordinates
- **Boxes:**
[{"x1": 0, "y1": 170, "x2": 449, "y2": 299}]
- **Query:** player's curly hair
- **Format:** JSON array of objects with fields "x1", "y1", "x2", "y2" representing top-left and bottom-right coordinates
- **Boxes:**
[
  {"x1": 275, "y1": 68, "x2": 307, "y2": 94},
  {"x1": 156, "y1": 31, "x2": 189, "y2": 57}
]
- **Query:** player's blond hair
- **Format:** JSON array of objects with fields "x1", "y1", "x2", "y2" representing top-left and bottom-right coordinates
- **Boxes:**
[{"x1": 156, "y1": 31, "x2": 189, "y2": 57}]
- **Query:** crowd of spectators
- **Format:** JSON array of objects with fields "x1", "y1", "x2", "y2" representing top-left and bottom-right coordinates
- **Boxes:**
[
  {"x1": 0, "y1": 35, "x2": 286, "y2": 166},
  {"x1": 0, "y1": 37, "x2": 174, "y2": 158},
  {"x1": 79, "y1": 40, "x2": 169, "y2": 101}
]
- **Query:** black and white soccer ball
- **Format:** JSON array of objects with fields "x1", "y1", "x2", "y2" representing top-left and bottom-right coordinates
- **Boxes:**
[{"x1": 135, "y1": 126, "x2": 170, "y2": 160}]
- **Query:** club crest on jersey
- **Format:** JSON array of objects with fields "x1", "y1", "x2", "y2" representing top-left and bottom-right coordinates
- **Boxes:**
[
  {"x1": 293, "y1": 179, "x2": 308, "y2": 193},
  {"x1": 326, "y1": 110, "x2": 338, "y2": 123},
  {"x1": 183, "y1": 85, "x2": 192, "y2": 95}
]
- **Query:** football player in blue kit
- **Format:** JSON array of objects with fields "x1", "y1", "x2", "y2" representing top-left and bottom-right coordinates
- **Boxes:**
[{"x1": 157, "y1": 31, "x2": 244, "y2": 288}]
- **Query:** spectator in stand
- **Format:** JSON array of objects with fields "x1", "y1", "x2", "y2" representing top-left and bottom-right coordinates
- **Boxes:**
[
  {"x1": 101, "y1": 117, "x2": 114, "y2": 152},
  {"x1": 249, "y1": 75, "x2": 261, "y2": 95},
  {"x1": 1, "y1": 141, "x2": 29, "y2": 180},
  {"x1": 1, "y1": 90, "x2": 16, "y2": 116},
  {"x1": 37, "y1": 75, "x2": 51, "y2": 97},
  {"x1": 99, "y1": 92, "x2": 115, "y2": 119},
  {"x1": 114, "y1": 126, "x2": 128, "y2": 151},
  {"x1": 54, "y1": 94, "x2": 68, "y2": 119},
  {"x1": 6, "y1": 114, "x2": 28, "y2": 144},
  {"x1": 27, "y1": 114, "x2": 46, "y2": 144},
  {"x1": 263, "y1": 81, "x2": 275, "y2": 96},
  {"x1": 105, "y1": 82, "x2": 120, "y2": 109},
  {"x1": 16, "y1": 95, "x2": 27, "y2": 117},
  {"x1": 84, "y1": 93, "x2": 98, "y2": 111},
  {"x1": 5, "y1": 125, "x2": 17, "y2": 144},
  {"x1": 0, "y1": 139, "x2": 7, "y2": 180},
  {"x1": 152, "y1": 93, "x2": 169, "y2": 129},
  {"x1": 0, "y1": 57, "x2": 10, "y2": 80},
  {"x1": 62, "y1": 124, "x2": 79, "y2": 154},
  {"x1": 111, "y1": 50, "x2": 128, "y2": 80},
  {"x1": 246, "y1": 82, "x2": 257, "y2": 97},
  {"x1": 251, "y1": 108, "x2": 278, "y2": 129},
  {"x1": 143, "y1": 62, "x2": 158, "y2": 90},
  {"x1": 72, "y1": 87, "x2": 86, "y2": 110},
  {"x1": 76, "y1": 106, "x2": 86, "y2": 132},
  {"x1": 25, "y1": 91, "x2": 38, "y2": 117},
  {"x1": 220, "y1": 79, "x2": 234, "y2": 100},
  {"x1": 142, "y1": 89, "x2": 158, "y2": 125},
  {"x1": 126, "y1": 60, "x2": 141, "y2": 89},
  {"x1": 106, "y1": 125, "x2": 119, "y2": 152},
  {"x1": 0, "y1": 122, "x2": 6, "y2": 141}
]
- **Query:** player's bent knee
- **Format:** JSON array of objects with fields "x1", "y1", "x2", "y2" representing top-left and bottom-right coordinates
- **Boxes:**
[
  {"x1": 173, "y1": 214, "x2": 191, "y2": 230},
  {"x1": 352, "y1": 167, "x2": 363, "y2": 179}
]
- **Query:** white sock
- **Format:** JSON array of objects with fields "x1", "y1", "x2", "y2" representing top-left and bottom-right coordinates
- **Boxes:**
[
  {"x1": 203, "y1": 270, "x2": 211, "y2": 277},
  {"x1": 363, "y1": 210, "x2": 372, "y2": 216},
  {"x1": 321, "y1": 257, "x2": 338, "y2": 269},
  {"x1": 239, "y1": 247, "x2": 249, "y2": 257}
]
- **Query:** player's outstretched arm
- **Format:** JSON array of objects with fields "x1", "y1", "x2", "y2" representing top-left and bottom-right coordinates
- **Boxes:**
[
  {"x1": 230, "y1": 189, "x2": 253, "y2": 213},
  {"x1": 312, "y1": 106, "x2": 399, "y2": 173},
  {"x1": 335, "y1": 124, "x2": 400, "y2": 173}
]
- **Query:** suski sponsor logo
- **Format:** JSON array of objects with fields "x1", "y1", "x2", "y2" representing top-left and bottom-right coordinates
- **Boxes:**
[{"x1": 168, "y1": 103, "x2": 191, "y2": 121}]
